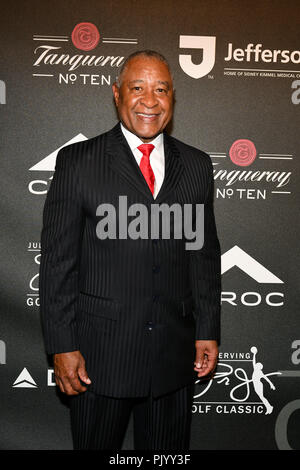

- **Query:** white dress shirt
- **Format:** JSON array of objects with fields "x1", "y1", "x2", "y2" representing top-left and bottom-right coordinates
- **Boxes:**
[{"x1": 120, "y1": 123, "x2": 165, "y2": 199}]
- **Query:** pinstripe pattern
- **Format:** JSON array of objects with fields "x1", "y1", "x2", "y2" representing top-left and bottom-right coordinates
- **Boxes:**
[
  {"x1": 39, "y1": 122, "x2": 221, "y2": 398},
  {"x1": 70, "y1": 384, "x2": 194, "y2": 450}
]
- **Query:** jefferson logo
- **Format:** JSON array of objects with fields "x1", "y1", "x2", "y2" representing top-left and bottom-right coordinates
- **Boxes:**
[
  {"x1": 179, "y1": 35, "x2": 216, "y2": 79},
  {"x1": 223, "y1": 43, "x2": 300, "y2": 79},
  {"x1": 225, "y1": 43, "x2": 300, "y2": 64}
]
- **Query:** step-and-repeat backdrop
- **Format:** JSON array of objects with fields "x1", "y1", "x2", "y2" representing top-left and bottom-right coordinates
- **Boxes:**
[{"x1": 0, "y1": 0, "x2": 299, "y2": 450}]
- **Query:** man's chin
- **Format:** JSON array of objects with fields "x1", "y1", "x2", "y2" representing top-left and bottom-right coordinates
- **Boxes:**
[
  {"x1": 121, "y1": 121, "x2": 164, "y2": 141},
  {"x1": 139, "y1": 133, "x2": 160, "y2": 142},
  {"x1": 136, "y1": 128, "x2": 163, "y2": 142}
]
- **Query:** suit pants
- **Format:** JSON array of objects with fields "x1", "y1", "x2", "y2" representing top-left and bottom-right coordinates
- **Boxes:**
[{"x1": 69, "y1": 383, "x2": 194, "y2": 450}]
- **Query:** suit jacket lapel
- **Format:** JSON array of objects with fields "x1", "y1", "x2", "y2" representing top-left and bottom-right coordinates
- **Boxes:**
[
  {"x1": 107, "y1": 122, "x2": 154, "y2": 201},
  {"x1": 107, "y1": 122, "x2": 185, "y2": 203},
  {"x1": 155, "y1": 131, "x2": 184, "y2": 203}
]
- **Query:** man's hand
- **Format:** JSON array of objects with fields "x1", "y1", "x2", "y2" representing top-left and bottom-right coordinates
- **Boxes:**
[
  {"x1": 194, "y1": 340, "x2": 218, "y2": 378},
  {"x1": 53, "y1": 350, "x2": 91, "y2": 395}
]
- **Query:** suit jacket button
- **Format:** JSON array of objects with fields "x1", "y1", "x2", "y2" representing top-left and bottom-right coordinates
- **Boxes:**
[
  {"x1": 152, "y1": 265, "x2": 160, "y2": 273},
  {"x1": 145, "y1": 321, "x2": 154, "y2": 331}
]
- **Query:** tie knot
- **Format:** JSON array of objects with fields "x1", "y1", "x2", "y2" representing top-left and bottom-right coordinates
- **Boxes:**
[{"x1": 138, "y1": 144, "x2": 155, "y2": 159}]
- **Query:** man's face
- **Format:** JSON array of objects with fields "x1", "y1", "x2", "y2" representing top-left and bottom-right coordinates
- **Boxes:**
[{"x1": 112, "y1": 56, "x2": 174, "y2": 142}]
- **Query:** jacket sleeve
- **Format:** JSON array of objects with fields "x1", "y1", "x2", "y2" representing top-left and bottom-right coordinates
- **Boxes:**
[
  {"x1": 39, "y1": 146, "x2": 85, "y2": 354},
  {"x1": 189, "y1": 155, "x2": 221, "y2": 343}
]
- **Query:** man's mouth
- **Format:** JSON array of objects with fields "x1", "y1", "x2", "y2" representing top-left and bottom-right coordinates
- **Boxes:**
[{"x1": 136, "y1": 112, "x2": 160, "y2": 121}]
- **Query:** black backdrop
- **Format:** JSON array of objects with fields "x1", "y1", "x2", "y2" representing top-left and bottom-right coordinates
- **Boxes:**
[{"x1": 0, "y1": 0, "x2": 299, "y2": 450}]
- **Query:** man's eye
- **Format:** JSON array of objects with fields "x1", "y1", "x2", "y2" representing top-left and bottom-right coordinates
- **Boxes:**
[
  {"x1": 133, "y1": 86, "x2": 142, "y2": 91},
  {"x1": 157, "y1": 88, "x2": 167, "y2": 93}
]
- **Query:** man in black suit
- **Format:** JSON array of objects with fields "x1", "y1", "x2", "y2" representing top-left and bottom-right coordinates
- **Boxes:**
[{"x1": 39, "y1": 50, "x2": 221, "y2": 450}]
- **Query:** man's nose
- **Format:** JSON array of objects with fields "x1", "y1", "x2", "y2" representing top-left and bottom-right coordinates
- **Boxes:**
[{"x1": 140, "y1": 90, "x2": 158, "y2": 108}]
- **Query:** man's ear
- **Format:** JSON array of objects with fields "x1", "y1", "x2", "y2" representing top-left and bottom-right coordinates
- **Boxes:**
[{"x1": 112, "y1": 83, "x2": 119, "y2": 107}]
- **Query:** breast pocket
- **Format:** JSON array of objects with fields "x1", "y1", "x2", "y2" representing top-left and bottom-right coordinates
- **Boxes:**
[{"x1": 78, "y1": 291, "x2": 121, "y2": 321}]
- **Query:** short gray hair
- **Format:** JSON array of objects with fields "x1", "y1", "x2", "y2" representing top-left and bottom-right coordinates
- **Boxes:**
[{"x1": 115, "y1": 49, "x2": 173, "y2": 87}]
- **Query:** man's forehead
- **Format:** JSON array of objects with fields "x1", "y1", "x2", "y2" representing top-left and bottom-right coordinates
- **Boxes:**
[{"x1": 123, "y1": 57, "x2": 171, "y2": 77}]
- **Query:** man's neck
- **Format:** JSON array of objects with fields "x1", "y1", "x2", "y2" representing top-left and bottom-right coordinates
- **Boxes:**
[{"x1": 120, "y1": 123, "x2": 163, "y2": 147}]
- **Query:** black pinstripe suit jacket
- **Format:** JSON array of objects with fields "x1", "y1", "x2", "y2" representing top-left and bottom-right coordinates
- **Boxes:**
[{"x1": 39, "y1": 122, "x2": 221, "y2": 398}]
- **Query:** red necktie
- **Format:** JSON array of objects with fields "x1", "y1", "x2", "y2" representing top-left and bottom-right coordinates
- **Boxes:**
[{"x1": 138, "y1": 144, "x2": 155, "y2": 195}]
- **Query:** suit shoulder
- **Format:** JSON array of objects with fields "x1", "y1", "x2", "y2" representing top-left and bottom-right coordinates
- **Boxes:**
[
  {"x1": 57, "y1": 131, "x2": 106, "y2": 157},
  {"x1": 168, "y1": 135, "x2": 212, "y2": 170},
  {"x1": 55, "y1": 129, "x2": 108, "y2": 167}
]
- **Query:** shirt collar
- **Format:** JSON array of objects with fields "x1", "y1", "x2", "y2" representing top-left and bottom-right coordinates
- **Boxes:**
[{"x1": 120, "y1": 122, "x2": 164, "y2": 154}]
